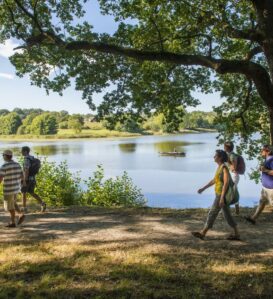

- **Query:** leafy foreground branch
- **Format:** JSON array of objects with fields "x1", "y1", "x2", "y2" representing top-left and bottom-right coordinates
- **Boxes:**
[{"x1": 0, "y1": 159, "x2": 146, "y2": 208}]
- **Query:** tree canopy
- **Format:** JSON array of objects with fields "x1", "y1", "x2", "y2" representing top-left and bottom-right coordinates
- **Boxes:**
[{"x1": 1, "y1": 0, "x2": 273, "y2": 152}]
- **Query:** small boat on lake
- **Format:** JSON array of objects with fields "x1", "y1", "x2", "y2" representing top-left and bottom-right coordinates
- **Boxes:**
[{"x1": 159, "y1": 151, "x2": 186, "y2": 157}]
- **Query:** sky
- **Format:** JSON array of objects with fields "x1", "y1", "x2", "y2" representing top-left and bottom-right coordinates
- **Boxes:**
[{"x1": 0, "y1": 0, "x2": 222, "y2": 114}]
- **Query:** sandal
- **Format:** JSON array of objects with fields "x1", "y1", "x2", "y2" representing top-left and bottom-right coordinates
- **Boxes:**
[
  {"x1": 18, "y1": 215, "x2": 25, "y2": 225},
  {"x1": 191, "y1": 231, "x2": 205, "y2": 240},
  {"x1": 226, "y1": 234, "x2": 241, "y2": 241},
  {"x1": 244, "y1": 216, "x2": 256, "y2": 225}
]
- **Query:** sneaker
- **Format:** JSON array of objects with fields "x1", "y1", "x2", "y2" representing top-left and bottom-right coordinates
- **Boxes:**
[
  {"x1": 41, "y1": 202, "x2": 47, "y2": 212},
  {"x1": 6, "y1": 223, "x2": 16, "y2": 228}
]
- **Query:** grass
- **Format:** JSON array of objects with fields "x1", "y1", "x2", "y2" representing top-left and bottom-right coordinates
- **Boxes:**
[
  {"x1": 0, "y1": 129, "x2": 142, "y2": 141},
  {"x1": 0, "y1": 128, "x2": 216, "y2": 141},
  {"x1": 0, "y1": 206, "x2": 272, "y2": 298}
]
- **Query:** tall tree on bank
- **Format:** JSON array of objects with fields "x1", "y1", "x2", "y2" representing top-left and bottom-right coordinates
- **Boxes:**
[{"x1": 1, "y1": 0, "x2": 273, "y2": 152}]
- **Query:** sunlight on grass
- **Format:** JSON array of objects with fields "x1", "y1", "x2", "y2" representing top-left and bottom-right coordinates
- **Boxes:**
[
  {"x1": 210, "y1": 261, "x2": 265, "y2": 274},
  {"x1": 0, "y1": 207, "x2": 273, "y2": 298}
]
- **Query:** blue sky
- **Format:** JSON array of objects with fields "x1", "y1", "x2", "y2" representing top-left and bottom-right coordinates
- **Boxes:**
[{"x1": 0, "y1": 0, "x2": 222, "y2": 114}]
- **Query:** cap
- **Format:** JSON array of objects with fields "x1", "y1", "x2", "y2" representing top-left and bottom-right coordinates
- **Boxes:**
[{"x1": 3, "y1": 150, "x2": 13, "y2": 156}]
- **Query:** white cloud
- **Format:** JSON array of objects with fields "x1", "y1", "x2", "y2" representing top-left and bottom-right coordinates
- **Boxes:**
[
  {"x1": 0, "y1": 72, "x2": 14, "y2": 79},
  {"x1": 0, "y1": 39, "x2": 21, "y2": 58}
]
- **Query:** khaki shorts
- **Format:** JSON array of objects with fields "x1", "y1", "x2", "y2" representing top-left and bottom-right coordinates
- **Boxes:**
[
  {"x1": 260, "y1": 187, "x2": 273, "y2": 206},
  {"x1": 3, "y1": 194, "x2": 17, "y2": 211}
]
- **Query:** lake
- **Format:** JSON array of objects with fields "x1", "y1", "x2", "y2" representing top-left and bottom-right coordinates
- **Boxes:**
[{"x1": 0, "y1": 133, "x2": 261, "y2": 208}]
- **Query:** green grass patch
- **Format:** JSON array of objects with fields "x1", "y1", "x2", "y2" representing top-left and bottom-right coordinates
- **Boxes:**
[{"x1": 0, "y1": 129, "x2": 142, "y2": 141}]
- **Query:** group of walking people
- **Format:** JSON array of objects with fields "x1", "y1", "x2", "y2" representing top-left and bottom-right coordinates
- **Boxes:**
[
  {"x1": 0, "y1": 143, "x2": 273, "y2": 234},
  {"x1": 192, "y1": 142, "x2": 273, "y2": 241},
  {"x1": 0, "y1": 146, "x2": 46, "y2": 228}
]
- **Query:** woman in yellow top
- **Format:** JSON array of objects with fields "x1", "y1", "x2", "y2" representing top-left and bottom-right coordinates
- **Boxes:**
[{"x1": 192, "y1": 150, "x2": 240, "y2": 240}]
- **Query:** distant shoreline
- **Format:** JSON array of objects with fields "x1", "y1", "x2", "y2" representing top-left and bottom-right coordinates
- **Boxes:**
[{"x1": 0, "y1": 128, "x2": 217, "y2": 141}]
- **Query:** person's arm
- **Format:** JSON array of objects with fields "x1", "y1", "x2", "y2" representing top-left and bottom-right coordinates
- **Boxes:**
[
  {"x1": 219, "y1": 167, "x2": 229, "y2": 208},
  {"x1": 21, "y1": 170, "x2": 26, "y2": 186},
  {"x1": 0, "y1": 167, "x2": 4, "y2": 184},
  {"x1": 23, "y1": 157, "x2": 30, "y2": 181},
  {"x1": 229, "y1": 154, "x2": 237, "y2": 172},
  {"x1": 231, "y1": 158, "x2": 237, "y2": 172},
  {"x1": 24, "y1": 168, "x2": 29, "y2": 181},
  {"x1": 198, "y1": 179, "x2": 215, "y2": 194},
  {"x1": 260, "y1": 166, "x2": 273, "y2": 176}
]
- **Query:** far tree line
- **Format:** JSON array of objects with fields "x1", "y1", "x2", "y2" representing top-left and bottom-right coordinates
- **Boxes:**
[{"x1": 0, "y1": 108, "x2": 217, "y2": 135}]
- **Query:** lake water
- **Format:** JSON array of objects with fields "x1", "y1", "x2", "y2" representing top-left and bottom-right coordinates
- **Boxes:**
[{"x1": 0, "y1": 133, "x2": 261, "y2": 208}]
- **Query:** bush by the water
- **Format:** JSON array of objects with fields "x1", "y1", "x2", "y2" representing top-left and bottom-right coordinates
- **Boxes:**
[
  {"x1": 35, "y1": 159, "x2": 82, "y2": 206},
  {"x1": 0, "y1": 159, "x2": 146, "y2": 208},
  {"x1": 83, "y1": 165, "x2": 146, "y2": 207}
]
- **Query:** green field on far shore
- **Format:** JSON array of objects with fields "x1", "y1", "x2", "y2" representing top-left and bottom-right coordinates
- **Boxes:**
[{"x1": 0, "y1": 128, "x2": 216, "y2": 141}]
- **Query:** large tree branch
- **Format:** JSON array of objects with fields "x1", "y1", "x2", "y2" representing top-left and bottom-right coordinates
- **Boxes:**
[
  {"x1": 225, "y1": 26, "x2": 265, "y2": 42},
  {"x1": 245, "y1": 46, "x2": 263, "y2": 60},
  {"x1": 64, "y1": 40, "x2": 273, "y2": 105}
]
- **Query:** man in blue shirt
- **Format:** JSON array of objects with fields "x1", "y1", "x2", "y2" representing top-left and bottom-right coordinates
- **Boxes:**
[{"x1": 245, "y1": 145, "x2": 273, "y2": 224}]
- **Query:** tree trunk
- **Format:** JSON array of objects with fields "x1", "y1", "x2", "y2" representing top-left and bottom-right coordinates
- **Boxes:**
[{"x1": 268, "y1": 106, "x2": 273, "y2": 145}]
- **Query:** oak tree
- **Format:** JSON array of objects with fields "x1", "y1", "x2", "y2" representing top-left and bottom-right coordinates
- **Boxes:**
[{"x1": 1, "y1": 0, "x2": 273, "y2": 154}]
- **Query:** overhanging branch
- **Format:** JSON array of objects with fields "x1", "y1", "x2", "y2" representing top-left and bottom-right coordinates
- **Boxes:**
[
  {"x1": 245, "y1": 46, "x2": 263, "y2": 60},
  {"x1": 63, "y1": 40, "x2": 273, "y2": 106}
]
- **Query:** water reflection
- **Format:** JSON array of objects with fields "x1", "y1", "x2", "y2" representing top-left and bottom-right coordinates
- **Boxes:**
[
  {"x1": 119, "y1": 143, "x2": 137, "y2": 153},
  {"x1": 154, "y1": 141, "x2": 193, "y2": 152},
  {"x1": 33, "y1": 144, "x2": 83, "y2": 156}
]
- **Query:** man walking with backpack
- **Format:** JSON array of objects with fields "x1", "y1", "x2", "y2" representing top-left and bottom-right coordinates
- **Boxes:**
[
  {"x1": 245, "y1": 145, "x2": 273, "y2": 225},
  {"x1": 224, "y1": 141, "x2": 246, "y2": 215},
  {"x1": 21, "y1": 146, "x2": 46, "y2": 212}
]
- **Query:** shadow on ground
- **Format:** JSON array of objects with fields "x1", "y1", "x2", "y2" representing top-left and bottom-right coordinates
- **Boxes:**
[{"x1": 0, "y1": 206, "x2": 272, "y2": 298}]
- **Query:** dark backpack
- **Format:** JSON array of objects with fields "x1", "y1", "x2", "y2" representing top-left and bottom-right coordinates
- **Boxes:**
[
  {"x1": 235, "y1": 154, "x2": 246, "y2": 175},
  {"x1": 27, "y1": 157, "x2": 41, "y2": 176}
]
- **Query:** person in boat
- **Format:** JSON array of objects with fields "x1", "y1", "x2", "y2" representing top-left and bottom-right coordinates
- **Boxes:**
[{"x1": 192, "y1": 149, "x2": 240, "y2": 241}]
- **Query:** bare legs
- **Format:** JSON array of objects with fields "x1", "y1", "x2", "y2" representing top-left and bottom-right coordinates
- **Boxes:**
[
  {"x1": 7, "y1": 196, "x2": 24, "y2": 227},
  {"x1": 245, "y1": 202, "x2": 267, "y2": 224},
  {"x1": 22, "y1": 192, "x2": 46, "y2": 212},
  {"x1": 23, "y1": 192, "x2": 43, "y2": 206}
]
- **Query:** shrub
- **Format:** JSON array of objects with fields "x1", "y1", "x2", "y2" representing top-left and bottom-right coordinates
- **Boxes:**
[
  {"x1": 83, "y1": 165, "x2": 146, "y2": 207},
  {"x1": 86, "y1": 122, "x2": 105, "y2": 130},
  {"x1": 35, "y1": 158, "x2": 82, "y2": 206},
  {"x1": 0, "y1": 160, "x2": 146, "y2": 208}
]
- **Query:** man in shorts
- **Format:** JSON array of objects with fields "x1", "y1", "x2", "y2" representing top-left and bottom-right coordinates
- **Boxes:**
[
  {"x1": 224, "y1": 141, "x2": 240, "y2": 215},
  {"x1": 21, "y1": 146, "x2": 46, "y2": 212},
  {"x1": 245, "y1": 145, "x2": 273, "y2": 224},
  {"x1": 0, "y1": 150, "x2": 25, "y2": 227}
]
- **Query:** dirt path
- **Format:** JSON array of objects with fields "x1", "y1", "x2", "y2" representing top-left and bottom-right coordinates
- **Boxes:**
[
  {"x1": 1, "y1": 206, "x2": 272, "y2": 251},
  {"x1": 1, "y1": 206, "x2": 273, "y2": 298}
]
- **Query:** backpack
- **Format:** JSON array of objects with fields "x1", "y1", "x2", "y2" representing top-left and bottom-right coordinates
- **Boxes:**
[
  {"x1": 27, "y1": 157, "x2": 41, "y2": 176},
  {"x1": 235, "y1": 154, "x2": 246, "y2": 175}
]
